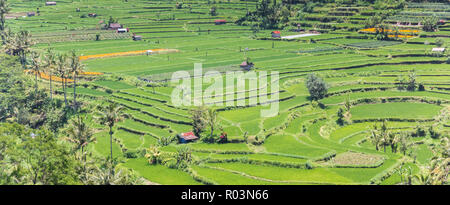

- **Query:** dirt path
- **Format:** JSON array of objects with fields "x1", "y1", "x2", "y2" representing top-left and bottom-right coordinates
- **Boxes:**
[{"x1": 281, "y1": 33, "x2": 320, "y2": 39}]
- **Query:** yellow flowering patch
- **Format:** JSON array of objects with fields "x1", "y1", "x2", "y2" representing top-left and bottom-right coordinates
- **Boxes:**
[
  {"x1": 78, "y1": 48, "x2": 179, "y2": 61},
  {"x1": 360, "y1": 27, "x2": 419, "y2": 34},
  {"x1": 25, "y1": 70, "x2": 73, "y2": 83},
  {"x1": 80, "y1": 71, "x2": 104, "y2": 75},
  {"x1": 24, "y1": 70, "x2": 104, "y2": 82},
  {"x1": 387, "y1": 34, "x2": 415, "y2": 38}
]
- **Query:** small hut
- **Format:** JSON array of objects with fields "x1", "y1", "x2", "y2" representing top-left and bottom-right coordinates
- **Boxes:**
[
  {"x1": 214, "y1": 19, "x2": 227, "y2": 25},
  {"x1": 117, "y1": 28, "x2": 128, "y2": 33},
  {"x1": 108, "y1": 23, "x2": 122, "y2": 30},
  {"x1": 27, "y1": 12, "x2": 36, "y2": 17},
  {"x1": 240, "y1": 61, "x2": 254, "y2": 71},
  {"x1": 45, "y1": 2, "x2": 56, "y2": 6},
  {"x1": 271, "y1": 31, "x2": 281, "y2": 38},
  {"x1": 177, "y1": 132, "x2": 199, "y2": 144},
  {"x1": 88, "y1": 13, "x2": 97, "y2": 17},
  {"x1": 133, "y1": 35, "x2": 142, "y2": 41},
  {"x1": 432, "y1": 48, "x2": 446, "y2": 53}
]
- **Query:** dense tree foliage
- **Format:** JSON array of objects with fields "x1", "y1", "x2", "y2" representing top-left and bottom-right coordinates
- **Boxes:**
[
  {"x1": 0, "y1": 54, "x2": 71, "y2": 130},
  {"x1": 306, "y1": 73, "x2": 328, "y2": 100}
]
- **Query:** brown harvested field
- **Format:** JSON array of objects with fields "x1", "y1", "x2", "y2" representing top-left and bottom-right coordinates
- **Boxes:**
[{"x1": 331, "y1": 152, "x2": 384, "y2": 166}]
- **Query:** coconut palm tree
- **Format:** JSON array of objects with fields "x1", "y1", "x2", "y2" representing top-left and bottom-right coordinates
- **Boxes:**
[
  {"x1": 0, "y1": 0, "x2": 11, "y2": 43},
  {"x1": 56, "y1": 53, "x2": 69, "y2": 107},
  {"x1": 68, "y1": 50, "x2": 84, "y2": 111},
  {"x1": 368, "y1": 125, "x2": 381, "y2": 151},
  {"x1": 65, "y1": 115, "x2": 95, "y2": 162},
  {"x1": 398, "y1": 132, "x2": 411, "y2": 156},
  {"x1": 95, "y1": 103, "x2": 128, "y2": 160},
  {"x1": 29, "y1": 51, "x2": 42, "y2": 98},
  {"x1": 85, "y1": 157, "x2": 143, "y2": 185},
  {"x1": 44, "y1": 48, "x2": 56, "y2": 100},
  {"x1": 12, "y1": 31, "x2": 33, "y2": 66},
  {"x1": 413, "y1": 171, "x2": 431, "y2": 185}
]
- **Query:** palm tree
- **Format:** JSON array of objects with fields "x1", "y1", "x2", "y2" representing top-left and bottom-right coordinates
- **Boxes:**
[
  {"x1": 85, "y1": 158, "x2": 142, "y2": 185},
  {"x1": 13, "y1": 31, "x2": 34, "y2": 66},
  {"x1": 398, "y1": 132, "x2": 411, "y2": 156},
  {"x1": 206, "y1": 108, "x2": 217, "y2": 138},
  {"x1": 368, "y1": 125, "x2": 381, "y2": 151},
  {"x1": 57, "y1": 53, "x2": 69, "y2": 107},
  {"x1": 413, "y1": 171, "x2": 431, "y2": 185},
  {"x1": 65, "y1": 115, "x2": 95, "y2": 162},
  {"x1": 95, "y1": 103, "x2": 127, "y2": 160},
  {"x1": 380, "y1": 120, "x2": 390, "y2": 152},
  {"x1": 3, "y1": 30, "x2": 34, "y2": 66},
  {"x1": 44, "y1": 48, "x2": 56, "y2": 100},
  {"x1": 68, "y1": 50, "x2": 84, "y2": 111},
  {"x1": 0, "y1": 0, "x2": 10, "y2": 43},
  {"x1": 29, "y1": 51, "x2": 42, "y2": 98}
]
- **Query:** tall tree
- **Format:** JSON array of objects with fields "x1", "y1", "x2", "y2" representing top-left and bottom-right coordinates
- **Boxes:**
[
  {"x1": 3, "y1": 30, "x2": 34, "y2": 65},
  {"x1": 0, "y1": 0, "x2": 10, "y2": 43},
  {"x1": 190, "y1": 106, "x2": 207, "y2": 138},
  {"x1": 29, "y1": 51, "x2": 42, "y2": 99},
  {"x1": 44, "y1": 48, "x2": 56, "y2": 100},
  {"x1": 368, "y1": 124, "x2": 382, "y2": 151},
  {"x1": 95, "y1": 103, "x2": 127, "y2": 160},
  {"x1": 68, "y1": 50, "x2": 84, "y2": 111},
  {"x1": 206, "y1": 108, "x2": 217, "y2": 138},
  {"x1": 57, "y1": 54, "x2": 69, "y2": 107}
]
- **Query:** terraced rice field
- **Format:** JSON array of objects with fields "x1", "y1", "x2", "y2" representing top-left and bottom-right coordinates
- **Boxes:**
[{"x1": 11, "y1": 0, "x2": 449, "y2": 185}]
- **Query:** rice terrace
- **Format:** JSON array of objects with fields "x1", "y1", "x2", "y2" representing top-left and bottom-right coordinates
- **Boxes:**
[{"x1": 0, "y1": 0, "x2": 449, "y2": 186}]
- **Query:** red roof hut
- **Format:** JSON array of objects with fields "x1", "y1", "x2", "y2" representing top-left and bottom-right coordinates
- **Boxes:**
[
  {"x1": 271, "y1": 31, "x2": 281, "y2": 38},
  {"x1": 178, "y1": 132, "x2": 199, "y2": 143}
]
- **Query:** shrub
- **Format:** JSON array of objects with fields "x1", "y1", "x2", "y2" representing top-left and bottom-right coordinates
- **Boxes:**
[
  {"x1": 429, "y1": 126, "x2": 440, "y2": 139},
  {"x1": 124, "y1": 150, "x2": 139, "y2": 159},
  {"x1": 418, "y1": 84, "x2": 425, "y2": 91},
  {"x1": 158, "y1": 136, "x2": 175, "y2": 146},
  {"x1": 406, "y1": 71, "x2": 416, "y2": 91},
  {"x1": 435, "y1": 38, "x2": 445, "y2": 47},
  {"x1": 337, "y1": 107, "x2": 345, "y2": 126},
  {"x1": 305, "y1": 161, "x2": 313, "y2": 170},
  {"x1": 415, "y1": 125, "x2": 426, "y2": 137},
  {"x1": 422, "y1": 15, "x2": 439, "y2": 32}
]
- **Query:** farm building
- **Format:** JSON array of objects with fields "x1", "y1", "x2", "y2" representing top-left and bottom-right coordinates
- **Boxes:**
[
  {"x1": 177, "y1": 132, "x2": 199, "y2": 143},
  {"x1": 45, "y1": 2, "x2": 56, "y2": 6},
  {"x1": 108, "y1": 23, "x2": 122, "y2": 30},
  {"x1": 117, "y1": 28, "x2": 128, "y2": 33},
  {"x1": 27, "y1": 12, "x2": 35, "y2": 17},
  {"x1": 88, "y1": 13, "x2": 97, "y2": 17},
  {"x1": 133, "y1": 35, "x2": 142, "y2": 41},
  {"x1": 214, "y1": 19, "x2": 227, "y2": 25},
  {"x1": 240, "y1": 61, "x2": 254, "y2": 71},
  {"x1": 271, "y1": 31, "x2": 281, "y2": 38},
  {"x1": 432, "y1": 48, "x2": 446, "y2": 53}
]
